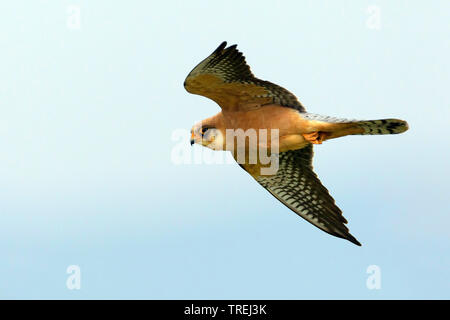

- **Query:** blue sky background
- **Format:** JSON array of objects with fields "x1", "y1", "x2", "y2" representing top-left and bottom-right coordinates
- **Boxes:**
[{"x1": 0, "y1": 0, "x2": 449, "y2": 299}]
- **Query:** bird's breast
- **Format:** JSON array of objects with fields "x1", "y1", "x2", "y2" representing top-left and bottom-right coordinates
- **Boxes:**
[{"x1": 218, "y1": 105, "x2": 310, "y2": 153}]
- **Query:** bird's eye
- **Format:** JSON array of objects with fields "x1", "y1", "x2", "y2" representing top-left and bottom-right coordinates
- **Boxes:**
[{"x1": 200, "y1": 127, "x2": 209, "y2": 135}]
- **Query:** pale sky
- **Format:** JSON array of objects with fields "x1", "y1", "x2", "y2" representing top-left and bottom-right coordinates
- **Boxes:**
[{"x1": 0, "y1": 1, "x2": 449, "y2": 298}]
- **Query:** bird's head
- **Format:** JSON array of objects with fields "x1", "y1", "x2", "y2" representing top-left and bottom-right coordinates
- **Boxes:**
[{"x1": 190, "y1": 122, "x2": 224, "y2": 150}]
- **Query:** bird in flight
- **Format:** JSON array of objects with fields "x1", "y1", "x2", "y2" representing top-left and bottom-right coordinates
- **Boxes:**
[{"x1": 184, "y1": 41, "x2": 408, "y2": 246}]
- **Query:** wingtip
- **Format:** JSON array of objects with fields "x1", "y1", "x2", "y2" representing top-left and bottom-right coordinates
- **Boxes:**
[
  {"x1": 215, "y1": 41, "x2": 227, "y2": 53},
  {"x1": 331, "y1": 230, "x2": 362, "y2": 246},
  {"x1": 214, "y1": 41, "x2": 240, "y2": 55},
  {"x1": 346, "y1": 234, "x2": 362, "y2": 246}
]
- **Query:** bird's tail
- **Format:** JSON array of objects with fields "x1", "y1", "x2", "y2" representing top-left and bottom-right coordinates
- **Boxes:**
[
  {"x1": 302, "y1": 113, "x2": 409, "y2": 137},
  {"x1": 354, "y1": 119, "x2": 409, "y2": 135}
]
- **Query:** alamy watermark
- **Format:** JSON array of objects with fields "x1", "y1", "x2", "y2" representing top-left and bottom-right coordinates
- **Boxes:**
[
  {"x1": 67, "y1": 5, "x2": 81, "y2": 30},
  {"x1": 171, "y1": 128, "x2": 280, "y2": 175},
  {"x1": 366, "y1": 265, "x2": 381, "y2": 290},
  {"x1": 366, "y1": 5, "x2": 381, "y2": 30},
  {"x1": 66, "y1": 265, "x2": 81, "y2": 290}
]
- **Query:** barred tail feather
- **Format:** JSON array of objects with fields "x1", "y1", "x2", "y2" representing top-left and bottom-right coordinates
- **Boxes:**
[
  {"x1": 356, "y1": 119, "x2": 409, "y2": 135},
  {"x1": 301, "y1": 113, "x2": 409, "y2": 136}
]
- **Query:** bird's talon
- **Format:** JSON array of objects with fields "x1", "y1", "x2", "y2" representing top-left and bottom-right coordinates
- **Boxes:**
[{"x1": 303, "y1": 132, "x2": 326, "y2": 144}]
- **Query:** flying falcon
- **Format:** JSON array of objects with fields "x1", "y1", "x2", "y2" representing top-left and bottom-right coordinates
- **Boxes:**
[{"x1": 184, "y1": 41, "x2": 408, "y2": 246}]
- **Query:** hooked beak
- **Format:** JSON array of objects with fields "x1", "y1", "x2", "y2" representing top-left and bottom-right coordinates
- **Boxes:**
[{"x1": 190, "y1": 131, "x2": 195, "y2": 146}]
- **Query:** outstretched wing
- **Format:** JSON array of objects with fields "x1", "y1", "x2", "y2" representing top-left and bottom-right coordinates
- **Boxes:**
[
  {"x1": 244, "y1": 145, "x2": 361, "y2": 246},
  {"x1": 184, "y1": 41, "x2": 305, "y2": 112}
]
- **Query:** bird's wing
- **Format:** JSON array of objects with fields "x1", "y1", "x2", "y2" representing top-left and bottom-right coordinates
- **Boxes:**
[
  {"x1": 242, "y1": 145, "x2": 361, "y2": 246},
  {"x1": 184, "y1": 41, "x2": 305, "y2": 112}
]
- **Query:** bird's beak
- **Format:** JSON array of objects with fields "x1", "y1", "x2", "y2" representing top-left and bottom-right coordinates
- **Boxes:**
[{"x1": 190, "y1": 131, "x2": 195, "y2": 146}]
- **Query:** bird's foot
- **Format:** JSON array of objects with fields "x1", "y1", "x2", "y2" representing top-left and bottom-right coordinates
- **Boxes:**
[{"x1": 302, "y1": 131, "x2": 327, "y2": 144}]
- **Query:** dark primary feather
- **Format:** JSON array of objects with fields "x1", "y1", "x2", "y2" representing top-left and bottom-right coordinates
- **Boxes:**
[
  {"x1": 185, "y1": 41, "x2": 306, "y2": 112},
  {"x1": 253, "y1": 145, "x2": 361, "y2": 246},
  {"x1": 190, "y1": 41, "x2": 254, "y2": 82}
]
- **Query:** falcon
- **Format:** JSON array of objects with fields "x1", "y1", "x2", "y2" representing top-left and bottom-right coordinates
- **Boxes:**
[{"x1": 184, "y1": 41, "x2": 408, "y2": 246}]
